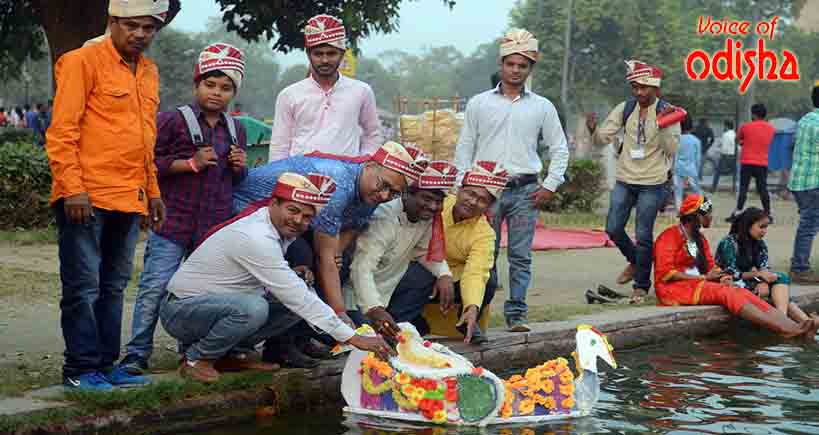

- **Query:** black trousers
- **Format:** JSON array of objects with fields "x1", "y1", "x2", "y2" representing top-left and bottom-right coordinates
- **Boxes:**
[{"x1": 736, "y1": 164, "x2": 770, "y2": 214}]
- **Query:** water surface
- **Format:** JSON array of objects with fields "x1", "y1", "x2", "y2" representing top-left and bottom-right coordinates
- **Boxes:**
[{"x1": 197, "y1": 332, "x2": 819, "y2": 435}]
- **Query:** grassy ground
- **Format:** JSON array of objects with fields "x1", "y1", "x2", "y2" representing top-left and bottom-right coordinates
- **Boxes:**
[{"x1": 0, "y1": 226, "x2": 58, "y2": 245}]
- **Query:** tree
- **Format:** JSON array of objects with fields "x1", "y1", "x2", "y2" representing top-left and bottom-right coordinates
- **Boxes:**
[{"x1": 2, "y1": 0, "x2": 455, "y2": 82}]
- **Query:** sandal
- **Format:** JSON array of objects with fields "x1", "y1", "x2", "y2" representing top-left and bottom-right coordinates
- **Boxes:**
[
  {"x1": 585, "y1": 289, "x2": 615, "y2": 305},
  {"x1": 598, "y1": 285, "x2": 627, "y2": 300},
  {"x1": 629, "y1": 288, "x2": 649, "y2": 304}
]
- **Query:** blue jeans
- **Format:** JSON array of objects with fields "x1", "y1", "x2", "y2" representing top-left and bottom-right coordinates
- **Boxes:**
[
  {"x1": 489, "y1": 182, "x2": 539, "y2": 322},
  {"x1": 55, "y1": 203, "x2": 141, "y2": 379},
  {"x1": 160, "y1": 292, "x2": 301, "y2": 361},
  {"x1": 791, "y1": 189, "x2": 819, "y2": 273},
  {"x1": 672, "y1": 174, "x2": 702, "y2": 211},
  {"x1": 606, "y1": 181, "x2": 666, "y2": 291},
  {"x1": 124, "y1": 232, "x2": 190, "y2": 363}
]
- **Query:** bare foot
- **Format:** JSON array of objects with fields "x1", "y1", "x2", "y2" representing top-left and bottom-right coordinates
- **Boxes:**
[
  {"x1": 805, "y1": 319, "x2": 819, "y2": 342},
  {"x1": 617, "y1": 264, "x2": 636, "y2": 285}
]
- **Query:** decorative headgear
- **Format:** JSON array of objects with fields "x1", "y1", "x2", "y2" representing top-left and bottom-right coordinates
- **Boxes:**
[
  {"x1": 462, "y1": 161, "x2": 509, "y2": 199},
  {"x1": 679, "y1": 194, "x2": 712, "y2": 217},
  {"x1": 371, "y1": 142, "x2": 429, "y2": 183},
  {"x1": 108, "y1": 0, "x2": 170, "y2": 22},
  {"x1": 414, "y1": 161, "x2": 459, "y2": 263},
  {"x1": 273, "y1": 173, "x2": 337, "y2": 212},
  {"x1": 86, "y1": 0, "x2": 170, "y2": 47},
  {"x1": 625, "y1": 60, "x2": 663, "y2": 87},
  {"x1": 194, "y1": 43, "x2": 246, "y2": 89},
  {"x1": 499, "y1": 29, "x2": 539, "y2": 63},
  {"x1": 415, "y1": 161, "x2": 459, "y2": 191},
  {"x1": 304, "y1": 14, "x2": 347, "y2": 50}
]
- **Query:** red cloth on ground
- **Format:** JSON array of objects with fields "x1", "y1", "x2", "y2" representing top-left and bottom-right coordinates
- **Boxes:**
[
  {"x1": 653, "y1": 225, "x2": 772, "y2": 315},
  {"x1": 737, "y1": 120, "x2": 775, "y2": 167},
  {"x1": 498, "y1": 222, "x2": 615, "y2": 250}
]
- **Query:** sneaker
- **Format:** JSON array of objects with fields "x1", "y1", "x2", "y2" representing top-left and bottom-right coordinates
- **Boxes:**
[
  {"x1": 64, "y1": 372, "x2": 114, "y2": 391},
  {"x1": 507, "y1": 318, "x2": 531, "y2": 333},
  {"x1": 104, "y1": 366, "x2": 152, "y2": 387},
  {"x1": 179, "y1": 359, "x2": 220, "y2": 384},
  {"x1": 118, "y1": 355, "x2": 149, "y2": 376},
  {"x1": 790, "y1": 269, "x2": 819, "y2": 284}
]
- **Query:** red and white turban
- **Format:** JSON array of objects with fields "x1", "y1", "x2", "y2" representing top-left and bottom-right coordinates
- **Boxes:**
[
  {"x1": 372, "y1": 141, "x2": 429, "y2": 183},
  {"x1": 415, "y1": 161, "x2": 459, "y2": 191},
  {"x1": 195, "y1": 43, "x2": 246, "y2": 89},
  {"x1": 499, "y1": 29, "x2": 539, "y2": 63},
  {"x1": 414, "y1": 161, "x2": 459, "y2": 262},
  {"x1": 273, "y1": 173, "x2": 337, "y2": 212},
  {"x1": 462, "y1": 161, "x2": 509, "y2": 199},
  {"x1": 108, "y1": 0, "x2": 169, "y2": 22},
  {"x1": 625, "y1": 60, "x2": 662, "y2": 87},
  {"x1": 304, "y1": 14, "x2": 346, "y2": 50}
]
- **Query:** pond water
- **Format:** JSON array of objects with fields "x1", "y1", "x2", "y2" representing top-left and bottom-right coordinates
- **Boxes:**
[{"x1": 197, "y1": 331, "x2": 819, "y2": 435}]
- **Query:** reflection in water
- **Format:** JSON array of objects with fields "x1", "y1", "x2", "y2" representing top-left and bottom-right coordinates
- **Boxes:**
[{"x1": 197, "y1": 332, "x2": 819, "y2": 435}]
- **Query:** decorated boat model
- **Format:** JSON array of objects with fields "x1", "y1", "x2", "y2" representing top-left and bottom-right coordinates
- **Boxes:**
[{"x1": 340, "y1": 323, "x2": 617, "y2": 426}]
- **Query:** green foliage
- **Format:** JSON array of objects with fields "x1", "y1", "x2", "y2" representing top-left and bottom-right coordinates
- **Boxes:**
[
  {"x1": 214, "y1": 0, "x2": 455, "y2": 54},
  {"x1": 0, "y1": 141, "x2": 52, "y2": 229},
  {"x1": 542, "y1": 159, "x2": 604, "y2": 213},
  {"x1": 0, "y1": 128, "x2": 36, "y2": 144},
  {"x1": 0, "y1": 0, "x2": 46, "y2": 80}
]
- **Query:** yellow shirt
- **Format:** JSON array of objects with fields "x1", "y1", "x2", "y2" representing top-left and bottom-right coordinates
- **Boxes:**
[
  {"x1": 46, "y1": 36, "x2": 161, "y2": 213},
  {"x1": 442, "y1": 194, "x2": 496, "y2": 308}
]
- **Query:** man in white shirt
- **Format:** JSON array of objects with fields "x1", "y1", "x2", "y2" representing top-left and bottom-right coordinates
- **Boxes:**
[
  {"x1": 268, "y1": 14, "x2": 382, "y2": 161},
  {"x1": 454, "y1": 29, "x2": 570, "y2": 332},
  {"x1": 346, "y1": 161, "x2": 458, "y2": 337},
  {"x1": 160, "y1": 173, "x2": 394, "y2": 383},
  {"x1": 711, "y1": 120, "x2": 736, "y2": 192}
]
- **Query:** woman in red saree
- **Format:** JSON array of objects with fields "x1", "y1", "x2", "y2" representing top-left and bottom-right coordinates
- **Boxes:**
[{"x1": 653, "y1": 194, "x2": 818, "y2": 339}]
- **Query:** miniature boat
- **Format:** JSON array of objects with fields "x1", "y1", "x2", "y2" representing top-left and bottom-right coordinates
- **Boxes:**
[{"x1": 341, "y1": 323, "x2": 617, "y2": 426}]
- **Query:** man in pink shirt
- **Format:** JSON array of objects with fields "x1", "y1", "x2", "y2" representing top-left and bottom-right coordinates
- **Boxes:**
[
  {"x1": 730, "y1": 103, "x2": 776, "y2": 221},
  {"x1": 268, "y1": 15, "x2": 383, "y2": 161}
]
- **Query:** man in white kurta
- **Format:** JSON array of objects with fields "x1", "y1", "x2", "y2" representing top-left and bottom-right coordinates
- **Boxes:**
[{"x1": 346, "y1": 161, "x2": 459, "y2": 336}]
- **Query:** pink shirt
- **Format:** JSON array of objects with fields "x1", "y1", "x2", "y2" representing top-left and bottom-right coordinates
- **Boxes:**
[{"x1": 268, "y1": 74, "x2": 382, "y2": 161}]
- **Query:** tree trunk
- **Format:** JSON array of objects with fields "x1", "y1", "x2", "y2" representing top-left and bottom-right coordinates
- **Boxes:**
[
  {"x1": 34, "y1": 0, "x2": 109, "y2": 67},
  {"x1": 560, "y1": 0, "x2": 573, "y2": 113}
]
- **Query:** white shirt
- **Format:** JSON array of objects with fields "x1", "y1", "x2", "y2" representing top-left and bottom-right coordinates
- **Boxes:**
[
  {"x1": 347, "y1": 198, "x2": 451, "y2": 313},
  {"x1": 268, "y1": 74, "x2": 383, "y2": 161},
  {"x1": 167, "y1": 207, "x2": 355, "y2": 342},
  {"x1": 720, "y1": 129, "x2": 736, "y2": 155},
  {"x1": 454, "y1": 84, "x2": 570, "y2": 192}
]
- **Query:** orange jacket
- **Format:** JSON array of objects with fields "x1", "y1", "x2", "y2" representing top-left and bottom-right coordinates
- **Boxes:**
[{"x1": 46, "y1": 36, "x2": 161, "y2": 214}]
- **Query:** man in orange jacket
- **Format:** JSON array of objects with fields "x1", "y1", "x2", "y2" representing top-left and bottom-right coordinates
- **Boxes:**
[{"x1": 45, "y1": 0, "x2": 168, "y2": 391}]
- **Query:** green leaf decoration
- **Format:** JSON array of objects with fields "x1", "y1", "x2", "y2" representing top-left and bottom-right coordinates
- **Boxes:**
[{"x1": 456, "y1": 375, "x2": 497, "y2": 423}]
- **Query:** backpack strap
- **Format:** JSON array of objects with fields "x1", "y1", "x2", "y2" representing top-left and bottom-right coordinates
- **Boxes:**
[
  {"x1": 223, "y1": 112, "x2": 239, "y2": 145},
  {"x1": 177, "y1": 105, "x2": 204, "y2": 147},
  {"x1": 622, "y1": 98, "x2": 638, "y2": 126}
]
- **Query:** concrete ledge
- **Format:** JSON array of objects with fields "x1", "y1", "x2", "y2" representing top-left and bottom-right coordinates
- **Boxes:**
[{"x1": 4, "y1": 287, "x2": 819, "y2": 435}]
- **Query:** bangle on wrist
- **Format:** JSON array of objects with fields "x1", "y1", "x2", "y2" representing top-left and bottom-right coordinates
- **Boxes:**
[{"x1": 187, "y1": 158, "x2": 199, "y2": 173}]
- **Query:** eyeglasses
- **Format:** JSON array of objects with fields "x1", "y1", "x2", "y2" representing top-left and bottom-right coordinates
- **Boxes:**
[{"x1": 375, "y1": 175, "x2": 403, "y2": 200}]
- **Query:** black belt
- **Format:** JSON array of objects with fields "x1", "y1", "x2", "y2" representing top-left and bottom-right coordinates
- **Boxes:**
[{"x1": 505, "y1": 174, "x2": 538, "y2": 189}]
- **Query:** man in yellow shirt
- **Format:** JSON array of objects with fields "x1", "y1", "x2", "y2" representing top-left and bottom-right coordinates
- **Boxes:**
[
  {"x1": 45, "y1": 0, "x2": 168, "y2": 391},
  {"x1": 389, "y1": 161, "x2": 507, "y2": 344}
]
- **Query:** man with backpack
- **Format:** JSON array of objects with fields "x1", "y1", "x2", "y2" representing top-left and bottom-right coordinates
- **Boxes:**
[
  {"x1": 588, "y1": 60, "x2": 681, "y2": 303},
  {"x1": 117, "y1": 43, "x2": 248, "y2": 375}
]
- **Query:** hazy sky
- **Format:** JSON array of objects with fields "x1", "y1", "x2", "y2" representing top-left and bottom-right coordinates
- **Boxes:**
[{"x1": 171, "y1": 0, "x2": 518, "y2": 66}]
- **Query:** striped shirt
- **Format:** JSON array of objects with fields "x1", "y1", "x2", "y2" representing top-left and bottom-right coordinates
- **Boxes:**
[{"x1": 789, "y1": 109, "x2": 819, "y2": 191}]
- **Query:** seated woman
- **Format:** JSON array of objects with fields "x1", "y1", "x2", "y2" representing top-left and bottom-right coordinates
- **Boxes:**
[
  {"x1": 653, "y1": 194, "x2": 818, "y2": 339},
  {"x1": 716, "y1": 208, "x2": 813, "y2": 324}
]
